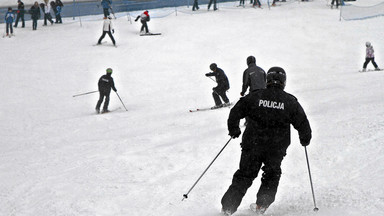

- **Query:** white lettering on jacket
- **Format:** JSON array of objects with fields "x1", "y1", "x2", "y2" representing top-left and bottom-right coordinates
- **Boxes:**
[{"x1": 258, "y1": 99, "x2": 284, "y2": 110}]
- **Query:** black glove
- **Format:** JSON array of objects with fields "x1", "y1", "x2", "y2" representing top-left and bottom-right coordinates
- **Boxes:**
[
  {"x1": 301, "y1": 141, "x2": 310, "y2": 147},
  {"x1": 205, "y1": 73, "x2": 209, "y2": 77},
  {"x1": 112, "y1": 29, "x2": 115, "y2": 34},
  {"x1": 240, "y1": 92, "x2": 244, "y2": 97},
  {"x1": 229, "y1": 128, "x2": 241, "y2": 139}
]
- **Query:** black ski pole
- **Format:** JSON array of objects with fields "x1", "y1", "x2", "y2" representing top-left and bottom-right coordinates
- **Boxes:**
[
  {"x1": 115, "y1": 92, "x2": 128, "y2": 111},
  {"x1": 304, "y1": 146, "x2": 319, "y2": 212},
  {"x1": 182, "y1": 137, "x2": 232, "y2": 201},
  {"x1": 72, "y1": 90, "x2": 98, "y2": 97}
]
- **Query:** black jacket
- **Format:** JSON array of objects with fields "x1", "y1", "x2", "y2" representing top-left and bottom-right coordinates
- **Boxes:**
[
  {"x1": 30, "y1": 5, "x2": 41, "y2": 19},
  {"x1": 17, "y1": 2, "x2": 25, "y2": 15},
  {"x1": 98, "y1": 74, "x2": 117, "y2": 93},
  {"x1": 241, "y1": 63, "x2": 266, "y2": 95},
  {"x1": 228, "y1": 86, "x2": 311, "y2": 151},
  {"x1": 206, "y1": 67, "x2": 230, "y2": 91}
]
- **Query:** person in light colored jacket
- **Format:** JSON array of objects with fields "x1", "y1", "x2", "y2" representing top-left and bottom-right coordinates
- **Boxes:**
[
  {"x1": 97, "y1": 16, "x2": 116, "y2": 46},
  {"x1": 362, "y1": 42, "x2": 380, "y2": 71}
]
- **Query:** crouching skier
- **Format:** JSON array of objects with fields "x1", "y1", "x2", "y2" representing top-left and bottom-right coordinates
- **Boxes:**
[
  {"x1": 95, "y1": 68, "x2": 117, "y2": 114},
  {"x1": 221, "y1": 67, "x2": 312, "y2": 215}
]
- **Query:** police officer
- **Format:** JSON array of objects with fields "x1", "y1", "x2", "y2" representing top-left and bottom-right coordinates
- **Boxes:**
[
  {"x1": 240, "y1": 56, "x2": 266, "y2": 97},
  {"x1": 95, "y1": 68, "x2": 117, "y2": 114},
  {"x1": 205, "y1": 63, "x2": 230, "y2": 109},
  {"x1": 221, "y1": 67, "x2": 312, "y2": 216}
]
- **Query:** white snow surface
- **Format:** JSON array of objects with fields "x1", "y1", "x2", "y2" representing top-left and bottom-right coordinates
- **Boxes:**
[{"x1": 1, "y1": 1, "x2": 384, "y2": 216}]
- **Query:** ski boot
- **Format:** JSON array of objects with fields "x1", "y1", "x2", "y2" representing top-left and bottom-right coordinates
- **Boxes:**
[
  {"x1": 221, "y1": 209, "x2": 232, "y2": 216},
  {"x1": 250, "y1": 203, "x2": 268, "y2": 215}
]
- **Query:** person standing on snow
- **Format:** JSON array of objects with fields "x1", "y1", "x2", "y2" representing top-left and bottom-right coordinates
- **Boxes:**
[
  {"x1": 205, "y1": 63, "x2": 230, "y2": 109},
  {"x1": 96, "y1": 68, "x2": 117, "y2": 114},
  {"x1": 4, "y1": 7, "x2": 15, "y2": 37},
  {"x1": 42, "y1": 0, "x2": 54, "y2": 25},
  {"x1": 362, "y1": 42, "x2": 380, "y2": 72},
  {"x1": 331, "y1": 0, "x2": 339, "y2": 9},
  {"x1": 97, "y1": 16, "x2": 116, "y2": 46},
  {"x1": 221, "y1": 67, "x2": 312, "y2": 216},
  {"x1": 240, "y1": 56, "x2": 266, "y2": 97},
  {"x1": 101, "y1": 0, "x2": 112, "y2": 17},
  {"x1": 14, "y1": 0, "x2": 25, "y2": 28},
  {"x1": 134, "y1": 10, "x2": 150, "y2": 34},
  {"x1": 30, "y1": 1, "x2": 40, "y2": 30}
]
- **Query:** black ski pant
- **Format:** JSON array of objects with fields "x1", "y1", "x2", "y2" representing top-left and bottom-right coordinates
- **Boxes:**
[
  {"x1": 212, "y1": 87, "x2": 229, "y2": 106},
  {"x1": 239, "y1": 0, "x2": 245, "y2": 5},
  {"x1": 221, "y1": 148, "x2": 285, "y2": 214},
  {"x1": 98, "y1": 31, "x2": 116, "y2": 45},
  {"x1": 44, "y1": 13, "x2": 53, "y2": 25},
  {"x1": 32, "y1": 19, "x2": 38, "y2": 30},
  {"x1": 192, "y1": 0, "x2": 199, "y2": 10},
  {"x1": 331, "y1": 0, "x2": 339, "y2": 7},
  {"x1": 140, "y1": 20, "x2": 149, "y2": 33},
  {"x1": 96, "y1": 91, "x2": 111, "y2": 111},
  {"x1": 208, "y1": 0, "x2": 217, "y2": 10},
  {"x1": 14, "y1": 13, "x2": 25, "y2": 27},
  {"x1": 103, "y1": 8, "x2": 110, "y2": 17},
  {"x1": 363, "y1": 57, "x2": 378, "y2": 69},
  {"x1": 55, "y1": 14, "x2": 62, "y2": 23},
  {"x1": 6, "y1": 23, "x2": 13, "y2": 34}
]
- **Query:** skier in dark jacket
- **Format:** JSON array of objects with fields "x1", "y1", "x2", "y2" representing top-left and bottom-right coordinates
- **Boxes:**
[
  {"x1": 205, "y1": 63, "x2": 230, "y2": 109},
  {"x1": 221, "y1": 67, "x2": 312, "y2": 216},
  {"x1": 14, "y1": 0, "x2": 25, "y2": 28},
  {"x1": 134, "y1": 10, "x2": 150, "y2": 34},
  {"x1": 96, "y1": 68, "x2": 117, "y2": 113},
  {"x1": 101, "y1": 0, "x2": 112, "y2": 17},
  {"x1": 240, "y1": 56, "x2": 266, "y2": 96},
  {"x1": 30, "y1": 1, "x2": 40, "y2": 30}
]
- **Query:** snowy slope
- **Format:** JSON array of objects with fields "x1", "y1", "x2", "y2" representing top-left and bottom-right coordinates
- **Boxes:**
[{"x1": 1, "y1": 1, "x2": 384, "y2": 216}]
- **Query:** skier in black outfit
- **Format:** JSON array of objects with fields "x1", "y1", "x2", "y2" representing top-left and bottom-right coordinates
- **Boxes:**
[
  {"x1": 240, "y1": 56, "x2": 266, "y2": 96},
  {"x1": 14, "y1": 0, "x2": 25, "y2": 28},
  {"x1": 205, "y1": 63, "x2": 230, "y2": 109},
  {"x1": 221, "y1": 67, "x2": 312, "y2": 216},
  {"x1": 96, "y1": 68, "x2": 117, "y2": 114},
  {"x1": 30, "y1": 1, "x2": 40, "y2": 30}
]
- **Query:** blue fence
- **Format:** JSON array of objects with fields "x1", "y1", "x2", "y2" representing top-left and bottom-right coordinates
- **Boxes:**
[{"x1": 1, "y1": 0, "x2": 234, "y2": 23}]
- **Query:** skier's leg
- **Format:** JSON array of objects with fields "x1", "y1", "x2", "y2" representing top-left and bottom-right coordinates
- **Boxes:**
[
  {"x1": 363, "y1": 58, "x2": 370, "y2": 69},
  {"x1": 14, "y1": 15, "x2": 19, "y2": 27},
  {"x1": 212, "y1": 91, "x2": 222, "y2": 106},
  {"x1": 103, "y1": 93, "x2": 110, "y2": 111},
  {"x1": 371, "y1": 58, "x2": 379, "y2": 68},
  {"x1": 107, "y1": 31, "x2": 116, "y2": 45},
  {"x1": 144, "y1": 22, "x2": 149, "y2": 33},
  {"x1": 96, "y1": 93, "x2": 105, "y2": 111},
  {"x1": 256, "y1": 151, "x2": 284, "y2": 208},
  {"x1": 219, "y1": 90, "x2": 230, "y2": 104},
  {"x1": 98, "y1": 31, "x2": 107, "y2": 44},
  {"x1": 21, "y1": 13, "x2": 25, "y2": 27},
  {"x1": 221, "y1": 148, "x2": 262, "y2": 214}
]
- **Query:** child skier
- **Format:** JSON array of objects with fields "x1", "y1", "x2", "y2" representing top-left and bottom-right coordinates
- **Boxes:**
[
  {"x1": 362, "y1": 42, "x2": 380, "y2": 72},
  {"x1": 134, "y1": 10, "x2": 150, "y2": 35},
  {"x1": 4, "y1": 7, "x2": 15, "y2": 37},
  {"x1": 97, "y1": 16, "x2": 116, "y2": 46}
]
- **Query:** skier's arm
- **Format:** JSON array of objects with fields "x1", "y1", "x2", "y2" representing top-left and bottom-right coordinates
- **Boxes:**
[
  {"x1": 110, "y1": 78, "x2": 117, "y2": 92},
  {"x1": 134, "y1": 15, "x2": 140, "y2": 21},
  {"x1": 227, "y1": 98, "x2": 248, "y2": 138},
  {"x1": 291, "y1": 101, "x2": 312, "y2": 146},
  {"x1": 241, "y1": 70, "x2": 249, "y2": 96}
]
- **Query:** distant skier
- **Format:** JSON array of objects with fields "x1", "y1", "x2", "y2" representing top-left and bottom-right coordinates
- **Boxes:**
[
  {"x1": 50, "y1": 0, "x2": 63, "y2": 23},
  {"x1": 4, "y1": 7, "x2": 15, "y2": 37},
  {"x1": 135, "y1": 10, "x2": 150, "y2": 34},
  {"x1": 205, "y1": 63, "x2": 230, "y2": 109},
  {"x1": 30, "y1": 1, "x2": 41, "y2": 30},
  {"x1": 96, "y1": 68, "x2": 117, "y2": 114},
  {"x1": 101, "y1": 0, "x2": 112, "y2": 17},
  {"x1": 42, "y1": 0, "x2": 54, "y2": 26},
  {"x1": 97, "y1": 16, "x2": 116, "y2": 46},
  {"x1": 192, "y1": 0, "x2": 199, "y2": 11},
  {"x1": 240, "y1": 56, "x2": 266, "y2": 97},
  {"x1": 362, "y1": 42, "x2": 380, "y2": 72},
  {"x1": 14, "y1": 0, "x2": 25, "y2": 28},
  {"x1": 221, "y1": 67, "x2": 312, "y2": 216}
]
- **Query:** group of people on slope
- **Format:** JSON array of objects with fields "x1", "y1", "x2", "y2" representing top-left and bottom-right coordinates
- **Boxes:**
[
  {"x1": 4, "y1": 0, "x2": 63, "y2": 35},
  {"x1": 94, "y1": 56, "x2": 312, "y2": 216},
  {"x1": 191, "y1": 0, "x2": 218, "y2": 11}
]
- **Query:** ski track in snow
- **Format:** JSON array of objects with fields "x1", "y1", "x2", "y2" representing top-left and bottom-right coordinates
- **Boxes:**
[{"x1": 1, "y1": 1, "x2": 384, "y2": 216}]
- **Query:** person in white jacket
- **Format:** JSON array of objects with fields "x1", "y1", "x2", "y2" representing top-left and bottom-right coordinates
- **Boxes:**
[
  {"x1": 42, "y1": 0, "x2": 54, "y2": 25},
  {"x1": 97, "y1": 16, "x2": 116, "y2": 46}
]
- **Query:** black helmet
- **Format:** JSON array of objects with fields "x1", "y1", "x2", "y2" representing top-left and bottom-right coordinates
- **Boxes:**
[
  {"x1": 246, "y1": 56, "x2": 256, "y2": 65},
  {"x1": 266, "y1": 67, "x2": 286, "y2": 89},
  {"x1": 210, "y1": 63, "x2": 217, "y2": 71}
]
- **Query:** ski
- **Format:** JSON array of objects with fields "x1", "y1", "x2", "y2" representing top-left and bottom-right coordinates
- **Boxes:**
[
  {"x1": 140, "y1": 33, "x2": 162, "y2": 36},
  {"x1": 189, "y1": 103, "x2": 233, "y2": 113},
  {"x1": 359, "y1": 69, "x2": 383, "y2": 72},
  {"x1": 96, "y1": 107, "x2": 122, "y2": 114}
]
